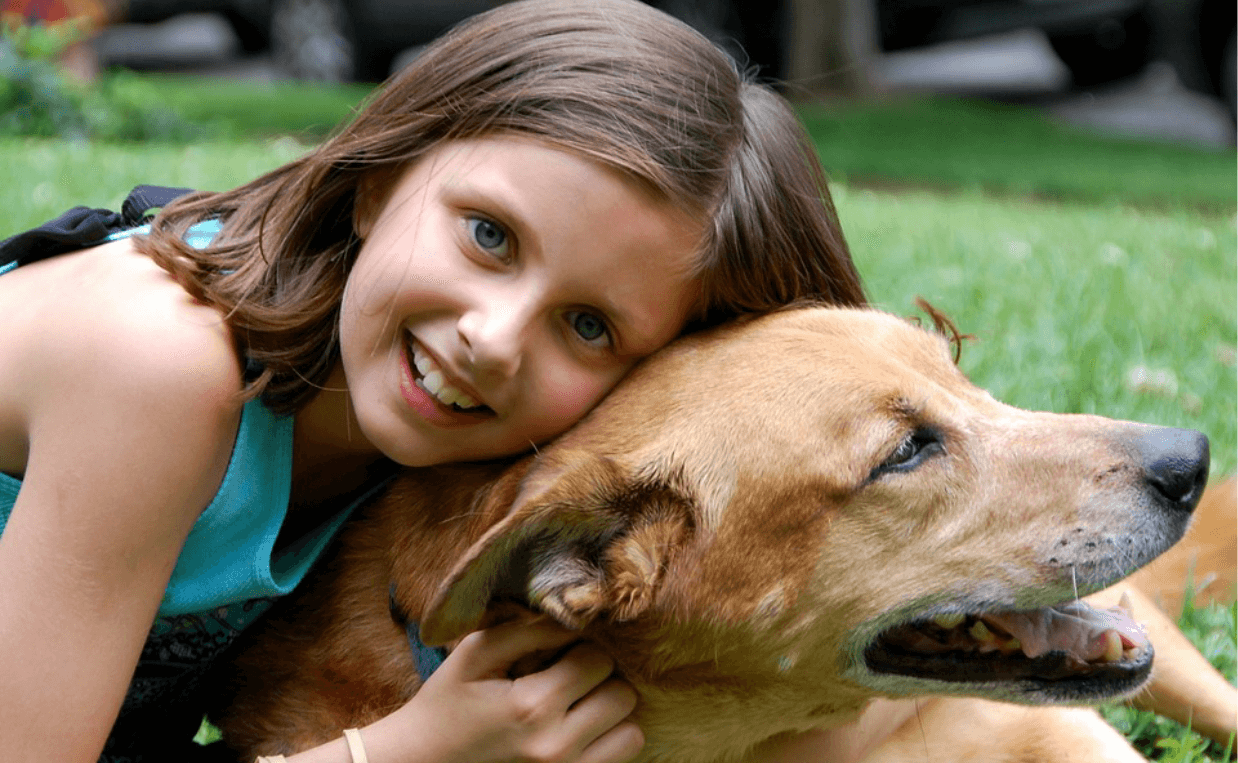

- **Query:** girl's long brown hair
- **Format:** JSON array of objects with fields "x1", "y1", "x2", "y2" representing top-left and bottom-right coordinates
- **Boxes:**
[{"x1": 139, "y1": 0, "x2": 865, "y2": 415}]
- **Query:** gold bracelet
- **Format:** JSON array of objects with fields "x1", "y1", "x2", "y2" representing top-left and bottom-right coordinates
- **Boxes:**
[{"x1": 344, "y1": 728, "x2": 369, "y2": 763}]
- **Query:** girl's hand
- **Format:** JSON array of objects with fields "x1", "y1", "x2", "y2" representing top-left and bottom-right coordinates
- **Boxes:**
[{"x1": 366, "y1": 618, "x2": 644, "y2": 763}]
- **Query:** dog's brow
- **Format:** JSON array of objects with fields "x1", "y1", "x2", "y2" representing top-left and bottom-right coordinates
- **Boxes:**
[{"x1": 888, "y1": 397, "x2": 923, "y2": 421}]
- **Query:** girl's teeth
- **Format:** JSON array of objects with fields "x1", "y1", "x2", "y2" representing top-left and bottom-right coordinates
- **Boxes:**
[
  {"x1": 413, "y1": 352, "x2": 435, "y2": 376},
  {"x1": 441, "y1": 386, "x2": 480, "y2": 409},
  {"x1": 411, "y1": 344, "x2": 482, "y2": 409}
]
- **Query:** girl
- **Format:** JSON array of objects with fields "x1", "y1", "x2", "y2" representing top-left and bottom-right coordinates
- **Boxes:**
[{"x1": 0, "y1": 1, "x2": 864, "y2": 761}]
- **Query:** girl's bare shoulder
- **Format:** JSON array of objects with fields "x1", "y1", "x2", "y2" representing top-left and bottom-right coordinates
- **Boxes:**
[
  {"x1": 0, "y1": 240, "x2": 252, "y2": 752},
  {"x1": 0, "y1": 236, "x2": 244, "y2": 476}
]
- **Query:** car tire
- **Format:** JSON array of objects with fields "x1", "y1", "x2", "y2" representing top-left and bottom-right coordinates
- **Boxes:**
[
  {"x1": 270, "y1": 0, "x2": 387, "y2": 81},
  {"x1": 651, "y1": 0, "x2": 787, "y2": 82},
  {"x1": 1049, "y1": 9, "x2": 1152, "y2": 88},
  {"x1": 223, "y1": 5, "x2": 271, "y2": 54},
  {"x1": 1222, "y1": 28, "x2": 1236, "y2": 117}
]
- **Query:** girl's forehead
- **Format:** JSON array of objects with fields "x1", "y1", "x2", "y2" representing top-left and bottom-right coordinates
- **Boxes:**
[
  {"x1": 398, "y1": 134, "x2": 687, "y2": 212},
  {"x1": 395, "y1": 136, "x2": 702, "y2": 248}
]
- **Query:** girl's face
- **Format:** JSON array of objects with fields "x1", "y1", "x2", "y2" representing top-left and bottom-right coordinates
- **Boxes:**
[{"x1": 339, "y1": 136, "x2": 703, "y2": 467}]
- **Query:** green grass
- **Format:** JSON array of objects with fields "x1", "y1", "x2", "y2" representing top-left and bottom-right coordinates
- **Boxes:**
[
  {"x1": 833, "y1": 185, "x2": 1237, "y2": 476},
  {"x1": 805, "y1": 97, "x2": 1237, "y2": 215},
  {"x1": 105, "y1": 71, "x2": 373, "y2": 141},
  {"x1": 3, "y1": 80, "x2": 1234, "y2": 759},
  {"x1": 0, "y1": 135, "x2": 313, "y2": 231},
  {"x1": 1103, "y1": 594, "x2": 1237, "y2": 762}
]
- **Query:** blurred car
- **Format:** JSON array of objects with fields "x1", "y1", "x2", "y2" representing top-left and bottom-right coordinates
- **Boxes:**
[
  {"x1": 120, "y1": 0, "x2": 788, "y2": 83},
  {"x1": 120, "y1": 0, "x2": 1232, "y2": 112},
  {"x1": 266, "y1": 0, "x2": 789, "y2": 83},
  {"x1": 877, "y1": 0, "x2": 1153, "y2": 87},
  {"x1": 124, "y1": 0, "x2": 272, "y2": 53},
  {"x1": 876, "y1": 0, "x2": 1234, "y2": 109}
]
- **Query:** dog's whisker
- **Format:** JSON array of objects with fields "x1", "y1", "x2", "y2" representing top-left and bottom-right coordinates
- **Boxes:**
[{"x1": 914, "y1": 698, "x2": 930, "y2": 760}]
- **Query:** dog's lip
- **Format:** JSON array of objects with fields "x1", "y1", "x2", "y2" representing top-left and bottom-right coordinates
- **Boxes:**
[
  {"x1": 862, "y1": 632, "x2": 1154, "y2": 689},
  {"x1": 858, "y1": 596, "x2": 1152, "y2": 690}
]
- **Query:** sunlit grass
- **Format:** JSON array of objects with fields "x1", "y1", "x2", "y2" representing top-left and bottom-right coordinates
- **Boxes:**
[
  {"x1": 805, "y1": 97, "x2": 1236, "y2": 214},
  {"x1": 835, "y1": 184, "x2": 1236, "y2": 477}
]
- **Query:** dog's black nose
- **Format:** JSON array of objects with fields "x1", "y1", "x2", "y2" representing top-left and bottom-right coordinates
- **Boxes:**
[{"x1": 1134, "y1": 427, "x2": 1210, "y2": 512}]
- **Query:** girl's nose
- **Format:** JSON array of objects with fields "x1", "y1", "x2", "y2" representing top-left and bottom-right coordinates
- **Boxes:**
[{"x1": 457, "y1": 303, "x2": 526, "y2": 380}]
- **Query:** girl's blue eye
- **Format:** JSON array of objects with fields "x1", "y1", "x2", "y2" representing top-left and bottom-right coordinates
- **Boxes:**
[
  {"x1": 468, "y1": 217, "x2": 509, "y2": 258},
  {"x1": 568, "y1": 311, "x2": 609, "y2": 345}
]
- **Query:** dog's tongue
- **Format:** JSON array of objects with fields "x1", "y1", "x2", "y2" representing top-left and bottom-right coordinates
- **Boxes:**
[{"x1": 981, "y1": 598, "x2": 1148, "y2": 661}]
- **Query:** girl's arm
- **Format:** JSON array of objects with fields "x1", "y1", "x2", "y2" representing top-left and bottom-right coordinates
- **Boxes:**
[{"x1": 0, "y1": 241, "x2": 245, "y2": 761}]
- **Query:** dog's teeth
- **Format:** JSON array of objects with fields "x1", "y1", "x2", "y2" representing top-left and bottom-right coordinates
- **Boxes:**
[
  {"x1": 969, "y1": 621, "x2": 995, "y2": 643},
  {"x1": 1117, "y1": 592, "x2": 1133, "y2": 617},
  {"x1": 933, "y1": 613, "x2": 966, "y2": 629},
  {"x1": 1101, "y1": 630, "x2": 1123, "y2": 662}
]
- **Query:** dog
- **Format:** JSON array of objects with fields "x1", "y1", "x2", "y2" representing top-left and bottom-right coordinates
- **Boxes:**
[{"x1": 213, "y1": 305, "x2": 1231, "y2": 762}]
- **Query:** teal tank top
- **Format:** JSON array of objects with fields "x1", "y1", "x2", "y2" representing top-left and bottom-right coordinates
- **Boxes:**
[{"x1": 0, "y1": 219, "x2": 366, "y2": 616}]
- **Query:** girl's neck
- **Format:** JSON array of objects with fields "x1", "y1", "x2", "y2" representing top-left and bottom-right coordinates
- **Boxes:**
[{"x1": 289, "y1": 363, "x2": 390, "y2": 517}]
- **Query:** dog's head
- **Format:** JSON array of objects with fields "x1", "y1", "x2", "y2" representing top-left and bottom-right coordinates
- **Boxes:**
[{"x1": 419, "y1": 306, "x2": 1208, "y2": 749}]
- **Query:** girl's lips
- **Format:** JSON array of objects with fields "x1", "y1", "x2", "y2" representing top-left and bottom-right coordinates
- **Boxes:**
[{"x1": 399, "y1": 341, "x2": 494, "y2": 428}]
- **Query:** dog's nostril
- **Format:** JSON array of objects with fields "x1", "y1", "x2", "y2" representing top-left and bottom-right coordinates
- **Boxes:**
[{"x1": 1136, "y1": 428, "x2": 1210, "y2": 511}]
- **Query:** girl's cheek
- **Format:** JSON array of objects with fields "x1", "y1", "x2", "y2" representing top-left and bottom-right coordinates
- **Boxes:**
[{"x1": 532, "y1": 372, "x2": 615, "y2": 434}]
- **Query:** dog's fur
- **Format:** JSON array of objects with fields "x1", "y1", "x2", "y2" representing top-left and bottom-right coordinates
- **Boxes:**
[{"x1": 214, "y1": 306, "x2": 1230, "y2": 762}]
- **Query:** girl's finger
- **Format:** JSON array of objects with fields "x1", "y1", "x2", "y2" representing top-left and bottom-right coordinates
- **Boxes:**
[
  {"x1": 516, "y1": 641, "x2": 617, "y2": 704},
  {"x1": 578, "y1": 717, "x2": 645, "y2": 763},
  {"x1": 562, "y1": 676, "x2": 640, "y2": 748},
  {"x1": 442, "y1": 616, "x2": 582, "y2": 681}
]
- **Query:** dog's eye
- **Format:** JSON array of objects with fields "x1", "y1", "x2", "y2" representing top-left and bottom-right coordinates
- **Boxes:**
[{"x1": 873, "y1": 430, "x2": 942, "y2": 477}]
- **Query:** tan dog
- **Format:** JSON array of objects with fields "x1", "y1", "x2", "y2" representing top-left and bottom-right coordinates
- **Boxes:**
[{"x1": 214, "y1": 306, "x2": 1232, "y2": 762}]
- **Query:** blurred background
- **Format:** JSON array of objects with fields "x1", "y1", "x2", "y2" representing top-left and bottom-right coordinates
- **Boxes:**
[
  {"x1": 66, "y1": 0, "x2": 1237, "y2": 147},
  {"x1": 0, "y1": 3, "x2": 1234, "y2": 761}
]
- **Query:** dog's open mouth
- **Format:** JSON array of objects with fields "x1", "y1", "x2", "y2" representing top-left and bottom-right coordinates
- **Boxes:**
[{"x1": 864, "y1": 594, "x2": 1152, "y2": 686}]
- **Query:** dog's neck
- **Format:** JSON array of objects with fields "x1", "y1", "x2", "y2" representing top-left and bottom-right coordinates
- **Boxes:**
[{"x1": 630, "y1": 680, "x2": 873, "y2": 763}]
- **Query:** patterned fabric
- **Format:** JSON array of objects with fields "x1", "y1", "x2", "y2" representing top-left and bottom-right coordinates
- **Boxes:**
[{"x1": 101, "y1": 599, "x2": 277, "y2": 762}]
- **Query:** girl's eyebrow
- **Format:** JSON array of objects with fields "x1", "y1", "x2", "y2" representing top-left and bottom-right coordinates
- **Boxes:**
[{"x1": 441, "y1": 176, "x2": 542, "y2": 258}]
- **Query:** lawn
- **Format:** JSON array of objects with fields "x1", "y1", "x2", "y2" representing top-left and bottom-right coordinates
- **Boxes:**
[
  {"x1": 803, "y1": 97, "x2": 1237, "y2": 215},
  {"x1": 835, "y1": 185, "x2": 1236, "y2": 478},
  {"x1": 1, "y1": 76, "x2": 1234, "y2": 760}
]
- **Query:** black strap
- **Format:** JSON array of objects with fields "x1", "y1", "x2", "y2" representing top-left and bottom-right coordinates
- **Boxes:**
[
  {"x1": 120, "y1": 184, "x2": 196, "y2": 227},
  {"x1": 0, "y1": 184, "x2": 195, "y2": 271}
]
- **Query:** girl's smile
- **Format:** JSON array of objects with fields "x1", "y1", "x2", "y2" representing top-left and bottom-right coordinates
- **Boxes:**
[
  {"x1": 399, "y1": 334, "x2": 493, "y2": 427},
  {"x1": 335, "y1": 136, "x2": 704, "y2": 466}
]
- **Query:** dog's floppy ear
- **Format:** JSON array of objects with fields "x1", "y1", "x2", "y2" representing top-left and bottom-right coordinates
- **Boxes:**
[{"x1": 420, "y1": 453, "x2": 692, "y2": 646}]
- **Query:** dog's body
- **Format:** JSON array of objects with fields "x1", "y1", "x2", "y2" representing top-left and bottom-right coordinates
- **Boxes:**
[{"x1": 215, "y1": 307, "x2": 1232, "y2": 762}]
